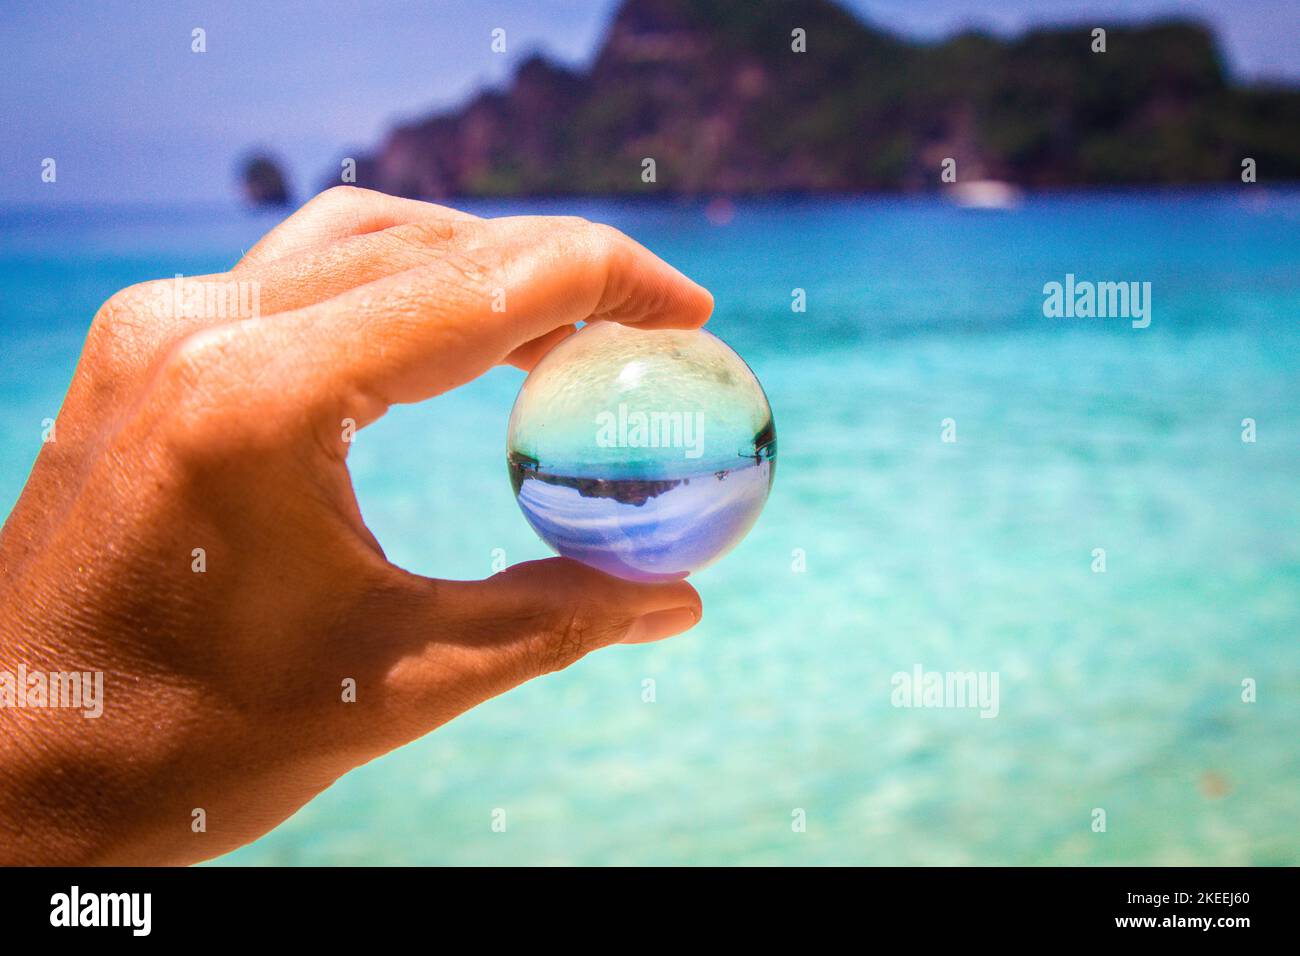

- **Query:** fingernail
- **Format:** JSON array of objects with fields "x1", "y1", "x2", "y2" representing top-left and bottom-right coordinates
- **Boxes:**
[{"x1": 622, "y1": 606, "x2": 700, "y2": 645}]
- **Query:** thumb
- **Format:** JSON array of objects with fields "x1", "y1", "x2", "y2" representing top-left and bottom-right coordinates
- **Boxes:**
[
  {"x1": 347, "y1": 558, "x2": 701, "y2": 749},
  {"x1": 443, "y1": 557, "x2": 703, "y2": 673}
]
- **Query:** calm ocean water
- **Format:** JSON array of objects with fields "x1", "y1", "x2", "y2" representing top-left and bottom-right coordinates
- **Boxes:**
[{"x1": 1, "y1": 192, "x2": 1297, "y2": 865}]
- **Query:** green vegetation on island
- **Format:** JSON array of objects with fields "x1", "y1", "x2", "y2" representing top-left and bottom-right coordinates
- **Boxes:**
[{"x1": 344, "y1": 0, "x2": 1299, "y2": 197}]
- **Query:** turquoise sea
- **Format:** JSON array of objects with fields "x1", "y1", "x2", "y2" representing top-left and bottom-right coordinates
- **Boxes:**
[{"x1": 1, "y1": 191, "x2": 1297, "y2": 865}]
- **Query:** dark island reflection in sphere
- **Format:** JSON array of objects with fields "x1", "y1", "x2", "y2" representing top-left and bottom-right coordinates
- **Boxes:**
[{"x1": 507, "y1": 321, "x2": 776, "y2": 582}]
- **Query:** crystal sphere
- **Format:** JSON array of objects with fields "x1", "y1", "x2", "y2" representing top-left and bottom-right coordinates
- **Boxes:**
[{"x1": 507, "y1": 321, "x2": 776, "y2": 582}]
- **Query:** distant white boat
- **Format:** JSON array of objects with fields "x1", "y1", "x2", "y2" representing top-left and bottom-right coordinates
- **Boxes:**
[{"x1": 948, "y1": 180, "x2": 1023, "y2": 210}]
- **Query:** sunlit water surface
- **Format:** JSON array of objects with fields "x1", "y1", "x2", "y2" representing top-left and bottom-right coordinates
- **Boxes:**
[{"x1": 1, "y1": 192, "x2": 1296, "y2": 865}]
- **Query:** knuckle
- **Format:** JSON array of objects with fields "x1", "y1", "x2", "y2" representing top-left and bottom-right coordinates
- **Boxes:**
[
  {"x1": 96, "y1": 280, "x2": 157, "y2": 321},
  {"x1": 531, "y1": 603, "x2": 607, "y2": 676},
  {"x1": 582, "y1": 221, "x2": 625, "y2": 257},
  {"x1": 87, "y1": 280, "x2": 167, "y2": 362},
  {"x1": 577, "y1": 224, "x2": 632, "y2": 292},
  {"x1": 438, "y1": 246, "x2": 501, "y2": 289},
  {"x1": 540, "y1": 219, "x2": 624, "y2": 280},
  {"x1": 158, "y1": 329, "x2": 235, "y2": 417},
  {"x1": 384, "y1": 218, "x2": 464, "y2": 252},
  {"x1": 149, "y1": 326, "x2": 271, "y2": 460},
  {"x1": 311, "y1": 184, "x2": 369, "y2": 212},
  {"x1": 547, "y1": 214, "x2": 592, "y2": 231},
  {"x1": 576, "y1": 223, "x2": 633, "y2": 311}
]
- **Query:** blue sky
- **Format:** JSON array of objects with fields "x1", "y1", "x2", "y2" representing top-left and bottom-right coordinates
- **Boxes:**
[{"x1": 3, "y1": 0, "x2": 1296, "y2": 203}]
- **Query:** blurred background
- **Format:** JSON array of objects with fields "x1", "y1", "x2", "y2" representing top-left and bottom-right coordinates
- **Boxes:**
[{"x1": 2, "y1": 0, "x2": 1297, "y2": 864}]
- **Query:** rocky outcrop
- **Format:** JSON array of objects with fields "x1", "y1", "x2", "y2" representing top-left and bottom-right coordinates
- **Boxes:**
[{"x1": 345, "y1": 0, "x2": 1300, "y2": 197}]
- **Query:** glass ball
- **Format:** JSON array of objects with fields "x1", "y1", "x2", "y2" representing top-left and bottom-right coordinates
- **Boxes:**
[{"x1": 507, "y1": 321, "x2": 776, "y2": 582}]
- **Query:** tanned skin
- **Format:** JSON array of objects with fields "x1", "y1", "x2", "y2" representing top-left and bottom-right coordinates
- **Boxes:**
[{"x1": 0, "y1": 187, "x2": 710, "y2": 865}]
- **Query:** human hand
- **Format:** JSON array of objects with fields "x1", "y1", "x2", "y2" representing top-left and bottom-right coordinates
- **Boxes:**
[{"x1": 0, "y1": 187, "x2": 712, "y2": 865}]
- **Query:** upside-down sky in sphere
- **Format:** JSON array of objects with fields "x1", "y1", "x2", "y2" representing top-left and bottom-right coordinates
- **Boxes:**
[{"x1": 1, "y1": 0, "x2": 1297, "y2": 204}]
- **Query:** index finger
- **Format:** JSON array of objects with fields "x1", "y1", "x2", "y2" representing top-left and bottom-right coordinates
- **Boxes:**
[
  {"x1": 233, "y1": 186, "x2": 480, "y2": 272},
  {"x1": 256, "y1": 217, "x2": 713, "y2": 432}
]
